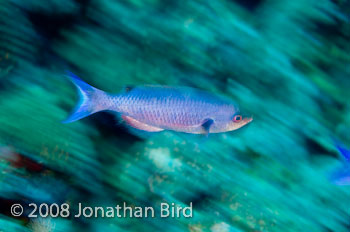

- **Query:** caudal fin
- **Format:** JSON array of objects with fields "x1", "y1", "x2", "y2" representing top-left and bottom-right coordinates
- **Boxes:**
[{"x1": 63, "y1": 72, "x2": 107, "y2": 123}]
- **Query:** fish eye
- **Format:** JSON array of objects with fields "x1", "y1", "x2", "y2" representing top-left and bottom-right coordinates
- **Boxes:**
[{"x1": 233, "y1": 115, "x2": 242, "y2": 122}]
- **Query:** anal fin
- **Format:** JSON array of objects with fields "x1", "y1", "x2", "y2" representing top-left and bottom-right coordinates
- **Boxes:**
[{"x1": 122, "y1": 115, "x2": 164, "y2": 132}]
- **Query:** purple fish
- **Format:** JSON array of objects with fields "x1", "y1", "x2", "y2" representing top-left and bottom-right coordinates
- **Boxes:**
[
  {"x1": 331, "y1": 142, "x2": 350, "y2": 185},
  {"x1": 63, "y1": 73, "x2": 253, "y2": 134}
]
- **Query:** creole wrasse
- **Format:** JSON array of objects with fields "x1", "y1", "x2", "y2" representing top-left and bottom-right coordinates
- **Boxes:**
[{"x1": 63, "y1": 73, "x2": 253, "y2": 134}]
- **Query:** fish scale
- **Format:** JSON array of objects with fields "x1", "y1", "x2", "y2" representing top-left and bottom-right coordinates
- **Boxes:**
[{"x1": 114, "y1": 86, "x2": 232, "y2": 128}]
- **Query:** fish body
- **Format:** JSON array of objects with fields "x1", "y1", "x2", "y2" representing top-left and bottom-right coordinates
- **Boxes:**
[
  {"x1": 63, "y1": 73, "x2": 252, "y2": 134},
  {"x1": 331, "y1": 142, "x2": 350, "y2": 185}
]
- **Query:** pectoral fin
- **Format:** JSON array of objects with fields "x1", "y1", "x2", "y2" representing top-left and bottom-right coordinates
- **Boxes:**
[
  {"x1": 201, "y1": 118, "x2": 214, "y2": 136},
  {"x1": 122, "y1": 115, "x2": 164, "y2": 132}
]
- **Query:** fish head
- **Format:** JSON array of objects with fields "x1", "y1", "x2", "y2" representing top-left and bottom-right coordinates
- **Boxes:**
[{"x1": 225, "y1": 114, "x2": 253, "y2": 131}]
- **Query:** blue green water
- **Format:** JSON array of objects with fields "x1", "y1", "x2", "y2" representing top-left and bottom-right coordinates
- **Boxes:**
[{"x1": 0, "y1": 0, "x2": 349, "y2": 231}]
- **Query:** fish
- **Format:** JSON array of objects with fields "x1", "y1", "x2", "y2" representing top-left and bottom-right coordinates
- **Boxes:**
[
  {"x1": 63, "y1": 72, "x2": 253, "y2": 134},
  {"x1": 331, "y1": 142, "x2": 350, "y2": 185}
]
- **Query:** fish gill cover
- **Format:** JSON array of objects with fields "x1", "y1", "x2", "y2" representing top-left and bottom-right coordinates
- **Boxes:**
[{"x1": 0, "y1": 0, "x2": 349, "y2": 232}]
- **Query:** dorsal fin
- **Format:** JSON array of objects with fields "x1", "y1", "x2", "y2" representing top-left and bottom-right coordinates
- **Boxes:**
[{"x1": 124, "y1": 86, "x2": 135, "y2": 93}]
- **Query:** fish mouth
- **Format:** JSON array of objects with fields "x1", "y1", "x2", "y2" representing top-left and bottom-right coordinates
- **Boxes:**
[{"x1": 244, "y1": 116, "x2": 253, "y2": 123}]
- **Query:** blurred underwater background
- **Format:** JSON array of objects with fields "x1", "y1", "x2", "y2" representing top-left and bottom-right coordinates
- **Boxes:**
[{"x1": 0, "y1": 0, "x2": 350, "y2": 231}]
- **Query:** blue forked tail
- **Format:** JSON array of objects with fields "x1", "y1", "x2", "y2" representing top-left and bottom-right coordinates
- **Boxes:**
[{"x1": 62, "y1": 72, "x2": 107, "y2": 123}]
